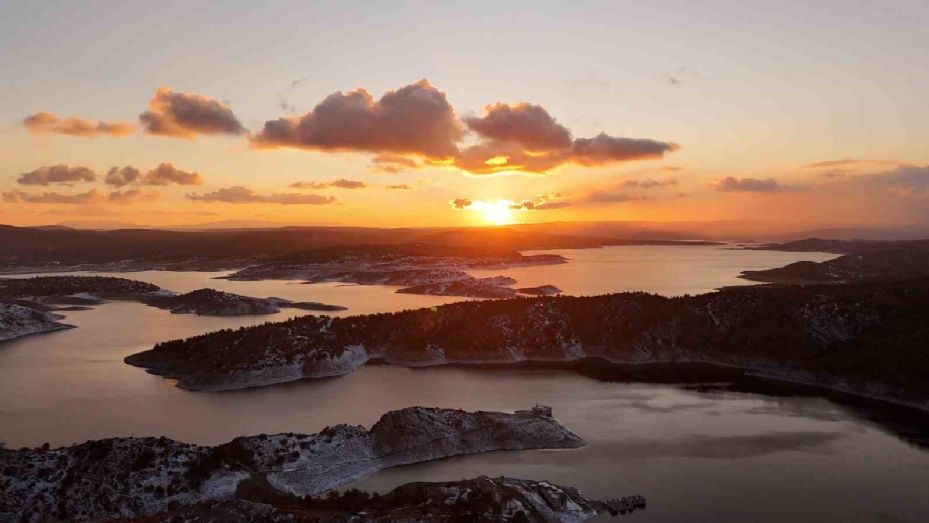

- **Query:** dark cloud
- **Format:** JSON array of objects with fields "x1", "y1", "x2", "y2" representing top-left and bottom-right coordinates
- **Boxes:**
[
  {"x1": 251, "y1": 79, "x2": 462, "y2": 159},
  {"x1": 385, "y1": 184, "x2": 412, "y2": 190},
  {"x1": 571, "y1": 134, "x2": 679, "y2": 166},
  {"x1": 141, "y1": 163, "x2": 203, "y2": 186},
  {"x1": 712, "y1": 177, "x2": 783, "y2": 192},
  {"x1": 3, "y1": 189, "x2": 104, "y2": 204},
  {"x1": 22, "y1": 112, "x2": 134, "y2": 138},
  {"x1": 140, "y1": 87, "x2": 245, "y2": 138},
  {"x1": 105, "y1": 166, "x2": 141, "y2": 187},
  {"x1": 290, "y1": 179, "x2": 366, "y2": 189},
  {"x1": 370, "y1": 154, "x2": 419, "y2": 173},
  {"x1": 450, "y1": 197, "x2": 473, "y2": 210},
  {"x1": 187, "y1": 186, "x2": 337, "y2": 205},
  {"x1": 17, "y1": 165, "x2": 96, "y2": 186},
  {"x1": 465, "y1": 102, "x2": 572, "y2": 151}
]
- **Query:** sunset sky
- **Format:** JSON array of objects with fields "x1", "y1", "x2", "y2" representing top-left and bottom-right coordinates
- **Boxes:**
[{"x1": 2, "y1": 1, "x2": 928, "y2": 229}]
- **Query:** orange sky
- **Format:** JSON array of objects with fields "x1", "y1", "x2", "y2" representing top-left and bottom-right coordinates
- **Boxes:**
[{"x1": 2, "y1": 3, "x2": 928, "y2": 230}]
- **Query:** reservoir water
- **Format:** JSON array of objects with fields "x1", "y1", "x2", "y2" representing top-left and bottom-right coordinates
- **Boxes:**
[{"x1": 2, "y1": 245, "x2": 927, "y2": 522}]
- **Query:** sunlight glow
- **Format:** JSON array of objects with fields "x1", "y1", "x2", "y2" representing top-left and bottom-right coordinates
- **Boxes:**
[{"x1": 478, "y1": 200, "x2": 515, "y2": 225}]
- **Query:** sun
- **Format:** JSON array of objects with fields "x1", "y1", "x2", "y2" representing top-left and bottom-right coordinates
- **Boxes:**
[{"x1": 481, "y1": 200, "x2": 515, "y2": 225}]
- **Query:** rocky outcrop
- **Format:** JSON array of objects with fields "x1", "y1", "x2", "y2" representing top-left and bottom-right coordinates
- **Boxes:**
[
  {"x1": 397, "y1": 276, "x2": 519, "y2": 298},
  {"x1": 0, "y1": 407, "x2": 584, "y2": 522},
  {"x1": 518, "y1": 285, "x2": 563, "y2": 296},
  {"x1": 126, "y1": 279, "x2": 929, "y2": 411},
  {"x1": 110, "y1": 476, "x2": 612, "y2": 522},
  {"x1": 0, "y1": 303, "x2": 72, "y2": 342}
]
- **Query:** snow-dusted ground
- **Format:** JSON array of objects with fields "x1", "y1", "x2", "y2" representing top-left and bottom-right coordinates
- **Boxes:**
[{"x1": 0, "y1": 406, "x2": 584, "y2": 522}]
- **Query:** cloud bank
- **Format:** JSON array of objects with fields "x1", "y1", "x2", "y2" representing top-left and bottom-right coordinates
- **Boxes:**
[
  {"x1": 23, "y1": 112, "x2": 134, "y2": 138},
  {"x1": 289, "y1": 179, "x2": 366, "y2": 189},
  {"x1": 187, "y1": 186, "x2": 337, "y2": 205},
  {"x1": 17, "y1": 165, "x2": 96, "y2": 186}
]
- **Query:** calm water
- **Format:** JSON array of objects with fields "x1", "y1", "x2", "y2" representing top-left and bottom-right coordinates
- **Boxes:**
[{"x1": 3, "y1": 245, "x2": 927, "y2": 522}]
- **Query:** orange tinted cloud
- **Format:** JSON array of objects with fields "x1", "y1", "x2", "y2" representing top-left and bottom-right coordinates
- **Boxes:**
[
  {"x1": 289, "y1": 179, "x2": 366, "y2": 189},
  {"x1": 104, "y1": 166, "x2": 141, "y2": 187},
  {"x1": 17, "y1": 165, "x2": 96, "y2": 186},
  {"x1": 106, "y1": 189, "x2": 160, "y2": 204},
  {"x1": 141, "y1": 163, "x2": 203, "y2": 186},
  {"x1": 187, "y1": 186, "x2": 336, "y2": 205},
  {"x1": 370, "y1": 154, "x2": 419, "y2": 173},
  {"x1": 140, "y1": 87, "x2": 245, "y2": 138},
  {"x1": 251, "y1": 80, "x2": 462, "y2": 159},
  {"x1": 807, "y1": 158, "x2": 899, "y2": 169},
  {"x1": 22, "y1": 112, "x2": 134, "y2": 138},
  {"x1": 3, "y1": 189, "x2": 104, "y2": 204},
  {"x1": 712, "y1": 177, "x2": 783, "y2": 192}
]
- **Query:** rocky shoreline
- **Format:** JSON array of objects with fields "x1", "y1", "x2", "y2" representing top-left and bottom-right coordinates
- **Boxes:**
[
  {"x1": 125, "y1": 279, "x2": 929, "y2": 412},
  {"x1": 0, "y1": 407, "x2": 585, "y2": 522}
]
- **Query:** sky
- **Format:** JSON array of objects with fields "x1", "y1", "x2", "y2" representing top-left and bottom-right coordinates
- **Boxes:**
[{"x1": 1, "y1": 1, "x2": 928, "y2": 229}]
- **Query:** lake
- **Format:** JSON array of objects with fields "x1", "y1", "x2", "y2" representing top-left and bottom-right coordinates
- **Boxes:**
[{"x1": 2, "y1": 245, "x2": 927, "y2": 522}]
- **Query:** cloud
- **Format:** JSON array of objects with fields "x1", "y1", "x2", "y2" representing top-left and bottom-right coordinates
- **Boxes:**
[
  {"x1": 807, "y1": 158, "x2": 899, "y2": 169},
  {"x1": 140, "y1": 87, "x2": 245, "y2": 138},
  {"x1": 454, "y1": 117, "x2": 678, "y2": 175},
  {"x1": 141, "y1": 163, "x2": 203, "y2": 186},
  {"x1": 571, "y1": 134, "x2": 679, "y2": 166},
  {"x1": 289, "y1": 178, "x2": 366, "y2": 189},
  {"x1": 465, "y1": 102, "x2": 572, "y2": 151},
  {"x1": 385, "y1": 184, "x2": 412, "y2": 190},
  {"x1": 17, "y1": 165, "x2": 96, "y2": 186},
  {"x1": 855, "y1": 164, "x2": 929, "y2": 198},
  {"x1": 106, "y1": 189, "x2": 160, "y2": 204},
  {"x1": 620, "y1": 178, "x2": 678, "y2": 189},
  {"x1": 105, "y1": 166, "x2": 141, "y2": 187},
  {"x1": 22, "y1": 112, "x2": 134, "y2": 138},
  {"x1": 251, "y1": 79, "x2": 463, "y2": 158},
  {"x1": 712, "y1": 177, "x2": 783, "y2": 192},
  {"x1": 578, "y1": 190, "x2": 642, "y2": 203},
  {"x1": 509, "y1": 193, "x2": 570, "y2": 210},
  {"x1": 186, "y1": 186, "x2": 337, "y2": 205},
  {"x1": 3, "y1": 189, "x2": 105, "y2": 204},
  {"x1": 660, "y1": 165, "x2": 684, "y2": 172},
  {"x1": 370, "y1": 154, "x2": 419, "y2": 173},
  {"x1": 450, "y1": 197, "x2": 473, "y2": 210},
  {"x1": 451, "y1": 194, "x2": 570, "y2": 212}
]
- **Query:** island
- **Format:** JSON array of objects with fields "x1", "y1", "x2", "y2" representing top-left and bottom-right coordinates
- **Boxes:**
[
  {"x1": 0, "y1": 407, "x2": 585, "y2": 522},
  {"x1": 0, "y1": 277, "x2": 346, "y2": 341},
  {"x1": 127, "y1": 278, "x2": 929, "y2": 411},
  {"x1": 741, "y1": 239, "x2": 929, "y2": 284},
  {"x1": 223, "y1": 244, "x2": 565, "y2": 298}
]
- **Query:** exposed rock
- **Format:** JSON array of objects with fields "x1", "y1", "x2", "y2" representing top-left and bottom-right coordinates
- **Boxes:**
[
  {"x1": 144, "y1": 289, "x2": 281, "y2": 316},
  {"x1": 0, "y1": 408, "x2": 584, "y2": 522}
]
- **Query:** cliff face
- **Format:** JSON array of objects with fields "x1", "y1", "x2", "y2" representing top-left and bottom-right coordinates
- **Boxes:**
[
  {"x1": 127, "y1": 279, "x2": 929, "y2": 409},
  {"x1": 0, "y1": 407, "x2": 584, "y2": 522}
]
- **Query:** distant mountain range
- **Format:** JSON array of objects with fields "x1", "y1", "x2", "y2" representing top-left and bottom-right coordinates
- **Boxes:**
[{"x1": 43, "y1": 219, "x2": 929, "y2": 241}]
